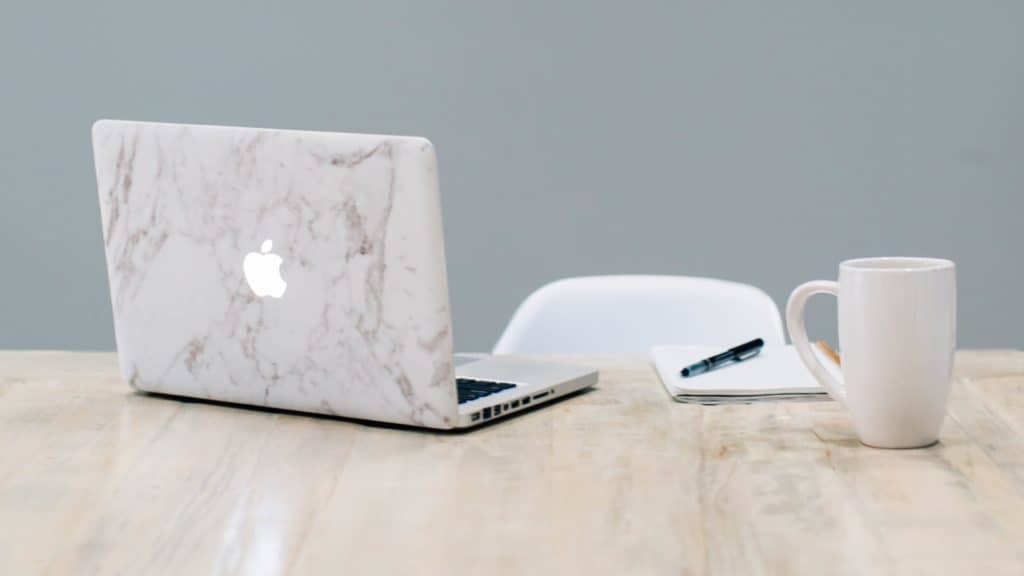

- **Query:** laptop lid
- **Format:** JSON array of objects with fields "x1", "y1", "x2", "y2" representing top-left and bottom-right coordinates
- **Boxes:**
[{"x1": 92, "y1": 120, "x2": 459, "y2": 428}]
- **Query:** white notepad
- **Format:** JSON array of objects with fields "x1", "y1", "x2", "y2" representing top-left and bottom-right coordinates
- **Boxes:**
[{"x1": 650, "y1": 345, "x2": 830, "y2": 404}]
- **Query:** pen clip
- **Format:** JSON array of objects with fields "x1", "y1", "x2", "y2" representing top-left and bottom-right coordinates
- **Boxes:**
[{"x1": 735, "y1": 348, "x2": 761, "y2": 362}]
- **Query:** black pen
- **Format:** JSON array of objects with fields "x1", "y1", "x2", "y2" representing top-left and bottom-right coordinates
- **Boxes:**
[{"x1": 681, "y1": 338, "x2": 764, "y2": 377}]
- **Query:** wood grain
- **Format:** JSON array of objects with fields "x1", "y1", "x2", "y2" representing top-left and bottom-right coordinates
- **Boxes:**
[{"x1": 1, "y1": 350, "x2": 1023, "y2": 575}]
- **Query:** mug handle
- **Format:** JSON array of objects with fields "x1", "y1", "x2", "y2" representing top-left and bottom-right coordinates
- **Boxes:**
[{"x1": 786, "y1": 281, "x2": 847, "y2": 407}]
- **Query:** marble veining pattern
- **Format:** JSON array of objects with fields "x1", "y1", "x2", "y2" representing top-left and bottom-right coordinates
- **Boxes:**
[{"x1": 92, "y1": 120, "x2": 458, "y2": 428}]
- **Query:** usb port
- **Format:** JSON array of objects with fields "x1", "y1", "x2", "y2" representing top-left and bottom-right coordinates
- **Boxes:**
[
  {"x1": 522, "y1": 397, "x2": 531, "y2": 405},
  {"x1": 511, "y1": 400, "x2": 520, "y2": 408}
]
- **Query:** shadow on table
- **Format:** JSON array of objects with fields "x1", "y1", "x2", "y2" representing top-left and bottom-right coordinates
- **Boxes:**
[{"x1": 133, "y1": 385, "x2": 597, "y2": 435}]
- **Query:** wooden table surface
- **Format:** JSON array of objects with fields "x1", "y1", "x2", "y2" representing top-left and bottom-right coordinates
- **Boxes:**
[{"x1": 3, "y1": 350, "x2": 1024, "y2": 575}]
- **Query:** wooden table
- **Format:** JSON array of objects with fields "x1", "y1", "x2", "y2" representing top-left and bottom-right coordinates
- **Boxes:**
[{"x1": 3, "y1": 351, "x2": 1024, "y2": 575}]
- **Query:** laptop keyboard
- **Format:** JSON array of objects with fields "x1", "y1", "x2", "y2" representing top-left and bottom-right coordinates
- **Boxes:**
[{"x1": 456, "y1": 378, "x2": 516, "y2": 404}]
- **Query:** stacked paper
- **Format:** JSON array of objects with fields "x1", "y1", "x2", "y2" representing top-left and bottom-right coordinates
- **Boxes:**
[{"x1": 649, "y1": 345, "x2": 831, "y2": 404}]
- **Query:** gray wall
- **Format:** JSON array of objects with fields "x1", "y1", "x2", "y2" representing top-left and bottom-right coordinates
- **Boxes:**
[{"x1": 2, "y1": 1, "x2": 1022, "y2": 351}]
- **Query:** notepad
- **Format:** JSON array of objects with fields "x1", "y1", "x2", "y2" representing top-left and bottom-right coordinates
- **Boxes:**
[{"x1": 650, "y1": 345, "x2": 831, "y2": 404}]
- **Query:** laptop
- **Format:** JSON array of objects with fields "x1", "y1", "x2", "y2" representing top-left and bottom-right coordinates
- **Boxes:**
[{"x1": 91, "y1": 120, "x2": 597, "y2": 429}]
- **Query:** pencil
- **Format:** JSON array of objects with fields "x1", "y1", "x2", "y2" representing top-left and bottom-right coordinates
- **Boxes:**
[{"x1": 816, "y1": 341, "x2": 841, "y2": 366}]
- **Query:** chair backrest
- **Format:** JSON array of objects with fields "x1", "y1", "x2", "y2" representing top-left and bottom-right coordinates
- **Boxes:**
[{"x1": 493, "y1": 275, "x2": 784, "y2": 354}]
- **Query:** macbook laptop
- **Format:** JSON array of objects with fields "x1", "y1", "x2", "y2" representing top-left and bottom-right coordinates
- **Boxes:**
[{"x1": 91, "y1": 120, "x2": 597, "y2": 429}]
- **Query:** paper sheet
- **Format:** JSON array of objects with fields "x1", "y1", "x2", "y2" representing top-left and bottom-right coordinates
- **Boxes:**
[{"x1": 649, "y1": 345, "x2": 830, "y2": 404}]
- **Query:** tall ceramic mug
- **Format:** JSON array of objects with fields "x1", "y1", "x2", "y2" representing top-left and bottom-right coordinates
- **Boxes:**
[{"x1": 786, "y1": 257, "x2": 956, "y2": 448}]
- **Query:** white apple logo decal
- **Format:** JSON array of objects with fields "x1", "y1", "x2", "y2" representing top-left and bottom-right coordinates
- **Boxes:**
[{"x1": 243, "y1": 239, "x2": 288, "y2": 298}]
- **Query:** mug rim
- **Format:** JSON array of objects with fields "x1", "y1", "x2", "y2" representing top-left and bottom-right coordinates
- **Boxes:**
[{"x1": 841, "y1": 256, "x2": 955, "y2": 273}]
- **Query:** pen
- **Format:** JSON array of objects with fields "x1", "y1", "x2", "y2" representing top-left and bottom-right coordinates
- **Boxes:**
[{"x1": 681, "y1": 338, "x2": 764, "y2": 377}]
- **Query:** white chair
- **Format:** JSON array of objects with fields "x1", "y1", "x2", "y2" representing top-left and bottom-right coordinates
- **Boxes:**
[{"x1": 493, "y1": 275, "x2": 784, "y2": 354}]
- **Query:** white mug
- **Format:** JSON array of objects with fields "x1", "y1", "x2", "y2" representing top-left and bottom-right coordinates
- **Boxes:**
[{"x1": 786, "y1": 257, "x2": 956, "y2": 448}]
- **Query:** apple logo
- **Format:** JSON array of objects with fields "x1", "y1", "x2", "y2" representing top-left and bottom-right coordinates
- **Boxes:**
[{"x1": 243, "y1": 239, "x2": 288, "y2": 298}]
